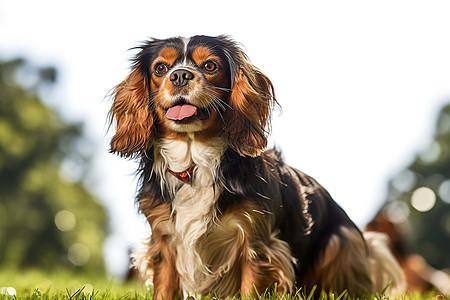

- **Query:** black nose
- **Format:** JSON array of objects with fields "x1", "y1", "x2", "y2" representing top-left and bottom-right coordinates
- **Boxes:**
[{"x1": 170, "y1": 69, "x2": 194, "y2": 87}]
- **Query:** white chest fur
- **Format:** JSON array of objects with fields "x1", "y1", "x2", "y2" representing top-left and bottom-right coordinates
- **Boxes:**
[{"x1": 153, "y1": 136, "x2": 227, "y2": 293}]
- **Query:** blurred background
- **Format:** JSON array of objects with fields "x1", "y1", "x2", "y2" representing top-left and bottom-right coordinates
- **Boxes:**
[{"x1": 0, "y1": 0, "x2": 449, "y2": 289}]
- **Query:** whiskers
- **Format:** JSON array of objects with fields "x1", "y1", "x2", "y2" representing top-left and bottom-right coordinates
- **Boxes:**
[
  {"x1": 149, "y1": 85, "x2": 232, "y2": 123},
  {"x1": 202, "y1": 86, "x2": 232, "y2": 122},
  {"x1": 148, "y1": 89, "x2": 159, "y2": 110}
]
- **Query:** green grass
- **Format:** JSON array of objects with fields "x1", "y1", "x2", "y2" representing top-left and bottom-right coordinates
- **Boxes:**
[
  {"x1": 0, "y1": 269, "x2": 148, "y2": 300},
  {"x1": 0, "y1": 270, "x2": 443, "y2": 300}
]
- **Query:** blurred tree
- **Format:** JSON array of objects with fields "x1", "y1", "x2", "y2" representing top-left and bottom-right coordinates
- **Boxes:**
[
  {"x1": 0, "y1": 58, "x2": 107, "y2": 274},
  {"x1": 383, "y1": 103, "x2": 450, "y2": 269}
]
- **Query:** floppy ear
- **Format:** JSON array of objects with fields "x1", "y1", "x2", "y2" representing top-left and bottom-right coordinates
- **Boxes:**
[
  {"x1": 109, "y1": 68, "x2": 155, "y2": 158},
  {"x1": 225, "y1": 57, "x2": 275, "y2": 157}
]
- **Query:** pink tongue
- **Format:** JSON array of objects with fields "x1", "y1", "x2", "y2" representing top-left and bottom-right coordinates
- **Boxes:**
[{"x1": 166, "y1": 104, "x2": 197, "y2": 120}]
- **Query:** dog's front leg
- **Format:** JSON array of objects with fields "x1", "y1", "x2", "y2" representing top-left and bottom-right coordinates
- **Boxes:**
[
  {"x1": 151, "y1": 235, "x2": 181, "y2": 300},
  {"x1": 240, "y1": 258, "x2": 265, "y2": 298},
  {"x1": 239, "y1": 237, "x2": 295, "y2": 297}
]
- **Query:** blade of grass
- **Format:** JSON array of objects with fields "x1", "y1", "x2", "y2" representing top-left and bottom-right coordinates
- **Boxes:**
[
  {"x1": 306, "y1": 285, "x2": 317, "y2": 300},
  {"x1": 253, "y1": 284, "x2": 261, "y2": 300},
  {"x1": 381, "y1": 280, "x2": 392, "y2": 295},
  {"x1": 335, "y1": 289, "x2": 347, "y2": 300}
]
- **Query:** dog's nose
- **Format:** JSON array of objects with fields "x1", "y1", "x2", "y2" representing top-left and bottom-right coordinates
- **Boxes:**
[{"x1": 170, "y1": 69, "x2": 194, "y2": 87}]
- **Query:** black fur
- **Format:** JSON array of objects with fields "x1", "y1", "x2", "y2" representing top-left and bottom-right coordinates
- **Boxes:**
[
  {"x1": 119, "y1": 35, "x2": 382, "y2": 295},
  {"x1": 137, "y1": 146, "x2": 365, "y2": 287},
  {"x1": 133, "y1": 35, "x2": 242, "y2": 97},
  {"x1": 218, "y1": 149, "x2": 365, "y2": 285}
]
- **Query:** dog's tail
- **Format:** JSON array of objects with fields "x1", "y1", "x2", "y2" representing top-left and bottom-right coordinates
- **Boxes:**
[{"x1": 364, "y1": 231, "x2": 406, "y2": 296}]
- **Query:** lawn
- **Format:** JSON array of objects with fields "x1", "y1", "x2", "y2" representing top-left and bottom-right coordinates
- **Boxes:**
[
  {"x1": 0, "y1": 269, "x2": 147, "y2": 300},
  {"x1": 0, "y1": 270, "x2": 444, "y2": 300}
]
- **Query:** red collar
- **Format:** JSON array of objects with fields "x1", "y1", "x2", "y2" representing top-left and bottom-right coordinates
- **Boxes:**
[{"x1": 168, "y1": 165, "x2": 195, "y2": 184}]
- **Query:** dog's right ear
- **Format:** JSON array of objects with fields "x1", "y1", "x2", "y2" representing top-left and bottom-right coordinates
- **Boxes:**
[{"x1": 108, "y1": 67, "x2": 155, "y2": 158}]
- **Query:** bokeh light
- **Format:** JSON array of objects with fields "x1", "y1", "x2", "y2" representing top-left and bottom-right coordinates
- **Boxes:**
[
  {"x1": 411, "y1": 187, "x2": 436, "y2": 212},
  {"x1": 385, "y1": 200, "x2": 410, "y2": 223},
  {"x1": 418, "y1": 141, "x2": 441, "y2": 164},
  {"x1": 54, "y1": 210, "x2": 76, "y2": 232},
  {"x1": 68, "y1": 243, "x2": 90, "y2": 266},
  {"x1": 0, "y1": 287, "x2": 16, "y2": 296},
  {"x1": 83, "y1": 284, "x2": 94, "y2": 294},
  {"x1": 438, "y1": 179, "x2": 450, "y2": 204},
  {"x1": 392, "y1": 169, "x2": 417, "y2": 193}
]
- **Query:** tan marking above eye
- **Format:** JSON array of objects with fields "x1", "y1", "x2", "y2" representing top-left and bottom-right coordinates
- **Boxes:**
[
  {"x1": 159, "y1": 47, "x2": 179, "y2": 63},
  {"x1": 151, "y1": 47, "x2": 179, "y2": 75},
  {"x1": 191, "y1": 46, "x2": 212, "y2": 64},
  {"x1": 191, "y1": 47, "x2": 221, "y2": 70}
]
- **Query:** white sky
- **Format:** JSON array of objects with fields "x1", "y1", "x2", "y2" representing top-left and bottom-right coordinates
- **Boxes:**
[{"x1": 1, "y1": 0, "x2": 450, "y2": 277}]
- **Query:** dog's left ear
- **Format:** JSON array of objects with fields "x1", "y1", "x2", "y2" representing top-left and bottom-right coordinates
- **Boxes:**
[
  {"x1": 108, "y1": 67, "x2": 155, "y2": 158},
  {"x1": 224, "y1": 54, "x2": 275, "y2": 157}
]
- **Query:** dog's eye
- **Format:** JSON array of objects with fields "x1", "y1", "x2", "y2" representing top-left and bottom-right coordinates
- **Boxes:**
[
  {"x1": 203, "y1": 61, "x2": 217, "y2": 73},
  {"x1": 155, "y1": 63, "x2": 169, "y2": 75}
]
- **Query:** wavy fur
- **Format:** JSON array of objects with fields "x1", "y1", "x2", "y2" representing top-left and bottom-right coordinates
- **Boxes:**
[
  {"x1": 109, "y1": 35, "x2": 405, "y2": 299},
  {"x1": 109, "y1": 68, "x2": 155, "y2": 158}
]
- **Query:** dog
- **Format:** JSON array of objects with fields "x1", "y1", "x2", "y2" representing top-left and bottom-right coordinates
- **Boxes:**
[
  {"x1": 366, "y1": 209, "x2": 450, "y2": 295},
  {"x1": 108, "y1": 35, "x2": 405, "y2": 299}
]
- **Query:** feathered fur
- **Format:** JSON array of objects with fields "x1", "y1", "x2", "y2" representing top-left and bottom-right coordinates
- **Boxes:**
[{"x1": 108, "y1": 35, "x2": 405, "y2": 299}]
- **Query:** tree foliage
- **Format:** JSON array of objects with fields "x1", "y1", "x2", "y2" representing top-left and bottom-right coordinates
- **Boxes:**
[
  {"x1": 0, "y1": 58, "x2": 107, "y2": 273},
  {"x1": 384, "y1": 103, "x2": 450, "y2": 268}
]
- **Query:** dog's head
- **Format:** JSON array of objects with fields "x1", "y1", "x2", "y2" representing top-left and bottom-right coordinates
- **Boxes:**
[{"x1": 109, "y1": 35, "x2": 275, "y2": 158}]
